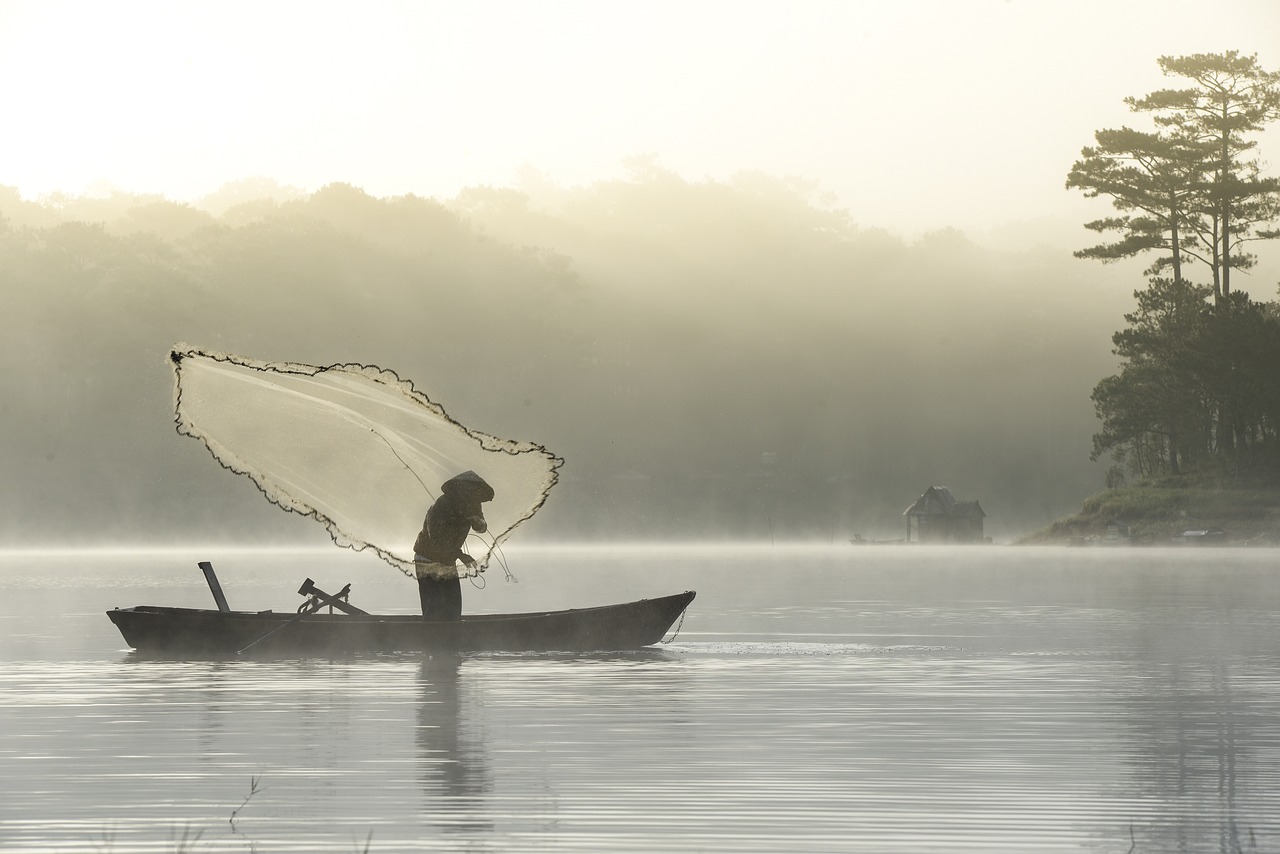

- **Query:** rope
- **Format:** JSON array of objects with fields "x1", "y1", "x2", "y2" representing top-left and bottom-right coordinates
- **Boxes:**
[
  {"x1": 468, "y1": 531, "x2": 517, "y2": 584},
  {"x1": 369, "y1": 430, "x2": 521, "y2": 587},
  {"x1": 660, "y1": 606, "x2": 687, "y2": 644},
  {"x1": 369, "y1": 426, "x2": 434, "y2": 498},
  {"x1": 490, "y1": 540, "x2": 517, "y2": 583}
]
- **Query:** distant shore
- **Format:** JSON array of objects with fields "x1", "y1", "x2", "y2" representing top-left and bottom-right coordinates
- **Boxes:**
[{"x1": 1018, "y1": 476, "x2": 1280, "y2": 547}]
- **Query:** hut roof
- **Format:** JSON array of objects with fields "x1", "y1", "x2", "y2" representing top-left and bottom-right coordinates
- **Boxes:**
[{"x1": 903, "y1": 486, "x2": 986, "y2": 518}]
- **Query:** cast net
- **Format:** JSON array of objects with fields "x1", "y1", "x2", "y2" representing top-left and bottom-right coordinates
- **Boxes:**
[{"x1": 171, "y1": 345, "x2": 561, "y2": 576}]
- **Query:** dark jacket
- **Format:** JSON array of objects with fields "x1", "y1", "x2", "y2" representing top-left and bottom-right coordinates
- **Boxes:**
[{"x1": 413, "y1": 471, "x2": 493, "y2": 564}]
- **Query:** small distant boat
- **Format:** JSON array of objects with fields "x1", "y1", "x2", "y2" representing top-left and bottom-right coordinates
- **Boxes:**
[
  {"x1": 848, "y1": 535, "x2": 905, "y2": 545},
  {"x1": 107, "y1": 569, "x2": 695, "y2": 656},
  {"x1": 1176, "y1": 527, "x2": 1227, "y2": 545}
]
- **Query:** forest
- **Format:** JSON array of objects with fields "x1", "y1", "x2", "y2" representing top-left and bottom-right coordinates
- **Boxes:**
[{"x1": 0, "y1": 163, "x2": 1184, "y2": 547}]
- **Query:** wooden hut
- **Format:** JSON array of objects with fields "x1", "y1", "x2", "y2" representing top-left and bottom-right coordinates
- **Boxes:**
[{"x1": 903, "y1": 486, "x2": 986, "y2": 543}]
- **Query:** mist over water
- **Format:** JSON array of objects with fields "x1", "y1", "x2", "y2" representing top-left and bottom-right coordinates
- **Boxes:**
[
  {"x1": 0, "y1": 177, "x2": 1150, "y2": 548},
  {"x1": 3, "y1": 544, "x2": 1280, "y2": 852}
]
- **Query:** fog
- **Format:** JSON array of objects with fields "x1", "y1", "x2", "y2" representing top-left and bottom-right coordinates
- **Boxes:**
[
  {"x1": 0, "y1": 177, "x2": 1139, "y2": 545},
  {"x1": 1, "y1": 2, "x2": 1279, "y2": 547}
]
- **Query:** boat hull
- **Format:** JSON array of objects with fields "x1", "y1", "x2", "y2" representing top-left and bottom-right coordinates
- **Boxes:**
[{"x1": 107, "y1": 591, "x2": 696, "y2": 656}]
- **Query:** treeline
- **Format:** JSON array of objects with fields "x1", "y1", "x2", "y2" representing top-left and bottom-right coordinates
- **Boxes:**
[
  {"x1": 1090, "y1": 280, "x2": 1280, "y2": 480},
  {"x1": 1, "y1": 169, "x2": 1130, "y2": 545},
  {"x1": 1068, "y1": 52, "x2": 1280, "y2": 483}
]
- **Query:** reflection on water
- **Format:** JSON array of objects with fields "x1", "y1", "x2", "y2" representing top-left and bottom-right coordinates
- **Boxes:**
[
  {"x1": 1, "y1": 546, "x2": 1280, "y2": 851},
  {"x1": 416, "y1": 656, "x2": 491, "y2": 834},
  {"x1": 1108, "y1": 655, "x2": 1268, "y2": 854}
]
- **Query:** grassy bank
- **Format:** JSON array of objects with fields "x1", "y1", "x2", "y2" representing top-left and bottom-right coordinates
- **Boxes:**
[{"x1": 1020, "y1": 476, "x2": 1280, "y2": 546}]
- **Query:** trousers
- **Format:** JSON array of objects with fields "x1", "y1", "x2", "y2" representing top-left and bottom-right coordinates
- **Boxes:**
[{"x1": 417, "y1": 573, "x2": 462, "y2": 621}]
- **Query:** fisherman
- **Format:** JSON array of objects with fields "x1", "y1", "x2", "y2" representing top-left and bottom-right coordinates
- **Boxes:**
[{"x1": 413, "y1": 471, "x2": 494, "y2": 621}]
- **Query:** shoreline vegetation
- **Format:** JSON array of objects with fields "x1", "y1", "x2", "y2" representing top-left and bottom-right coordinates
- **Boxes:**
[
  {"x1": 1062, "y1": 52, "x2": 1280, "y2": 539},
  {"x1": 1029, "y1": 52, "x2": 1280, "y2": 551},
  {"x1": 1019, "y1": 476, "x2": 1280, "y2": 546}
]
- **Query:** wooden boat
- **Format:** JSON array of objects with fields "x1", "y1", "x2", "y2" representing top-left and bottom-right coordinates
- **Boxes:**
[{"x1": 107, "y1": 569, "x2": 695, "y2": 656}]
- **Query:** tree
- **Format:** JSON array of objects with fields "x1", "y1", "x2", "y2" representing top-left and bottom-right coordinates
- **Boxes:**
[
  {"x1": 1089, "y1": 277, "x2": 1280, "y2": 480},
  {"x1": 1067, "y1": 126, "x2": 1212, "y2": 285},
  {"x1": 1188, "y1": 291, "x2": 1280, "y2": 473},
  {"x1": 1127, "y1": 51, "x2": 1280, "y2": 300},
  {"x1": 1091, "y1": 277, "x2": 1213, "y2": 475},
  {"x1": 1073, "y1": 53, "x2": 1280, "y2": 483}
]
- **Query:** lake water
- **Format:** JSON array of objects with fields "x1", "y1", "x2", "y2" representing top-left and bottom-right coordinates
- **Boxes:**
[{"x1": 2, "y1": 543, "x2": 1280, "y2": 853}]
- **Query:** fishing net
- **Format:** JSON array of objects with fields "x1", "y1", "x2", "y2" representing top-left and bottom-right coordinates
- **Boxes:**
[{"x1": 171, "y1": 345, "x2": 562, "y2": 576}]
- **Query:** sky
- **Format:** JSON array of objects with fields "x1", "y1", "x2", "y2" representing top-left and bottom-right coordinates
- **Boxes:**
[{"x1": 1, "y1": 0, "x2": 1279, "y2": 239}]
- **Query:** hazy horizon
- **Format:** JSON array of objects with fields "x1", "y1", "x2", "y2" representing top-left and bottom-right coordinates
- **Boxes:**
[{"x1": 2, "y1": 0, "x2": 1278, "y2": 241}]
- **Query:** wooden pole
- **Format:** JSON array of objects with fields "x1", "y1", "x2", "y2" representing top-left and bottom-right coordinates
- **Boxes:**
[{"x1": 199, "y1": 561, "x2": 231, "y2": 613}]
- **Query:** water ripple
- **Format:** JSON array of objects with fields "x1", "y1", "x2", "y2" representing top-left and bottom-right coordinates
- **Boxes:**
[{"x1": 3, "y1": 548, "x2": 1280, "y2": 851}]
